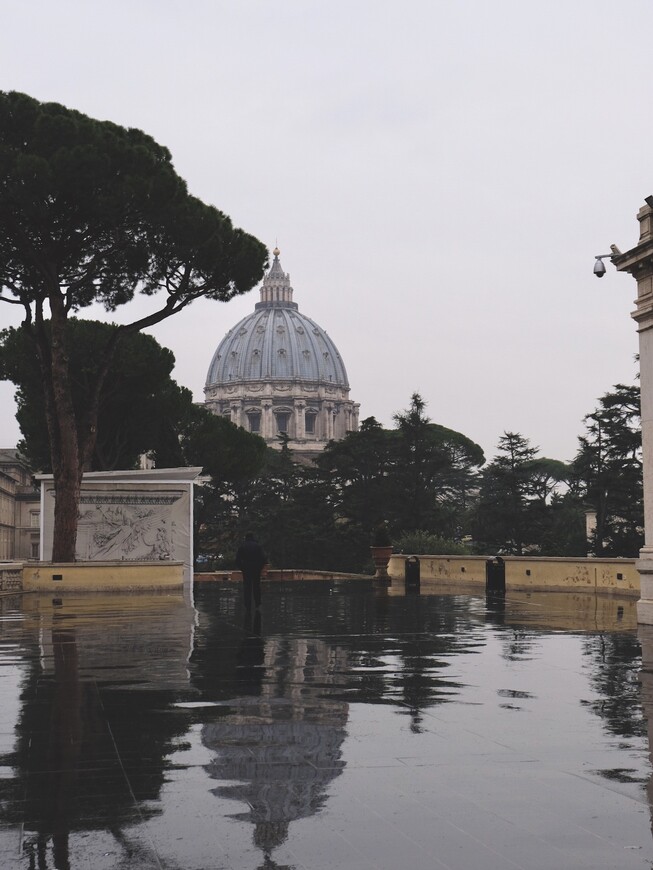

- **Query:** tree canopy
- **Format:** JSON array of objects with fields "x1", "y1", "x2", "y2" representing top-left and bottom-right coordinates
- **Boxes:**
[
  {"x1": 472, "y1": 432, "x2": 573, "y2": 555},
  {"x1": 0, "y1": 319, "x2": 196, "y2": 472},
  {"x1": 0, "y1": 91, "x2": 267, "y2": 559},
  {"x1": 190, "y1": 383, "x2": 643, "y2": 571},
  {"x1": 573, "y1": 383, "x2": 642, "y2": 556}
]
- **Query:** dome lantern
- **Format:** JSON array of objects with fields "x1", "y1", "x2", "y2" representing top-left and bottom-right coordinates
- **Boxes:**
[{"x1": 258, "y1": 248, "x2": 295, "y2": 307}]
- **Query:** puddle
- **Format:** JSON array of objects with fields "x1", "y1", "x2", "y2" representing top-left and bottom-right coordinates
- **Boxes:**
[{"x1": 0, "y1": 581, "x2": 651, "y2": 869}]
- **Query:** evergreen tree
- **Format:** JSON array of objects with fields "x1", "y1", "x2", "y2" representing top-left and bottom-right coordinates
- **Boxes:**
[
  {"x1": 0, "y1": 320, "x2": 196, "y2": 472},
  {"x1": 573, "y1": 384, "x2": 642, "y2": 556},
  {"x1": 472, "y1": 433, "x2": 570, "y2": 554},
  {"x1": 390, "y1": 393, "x2": 485, "y2": 537},
  {"x1": 317, "y1": 416, "x2": 395, "y2": 540},
  {"x1": 473, "y1": 432, "x2": 537, "y2": 554}
]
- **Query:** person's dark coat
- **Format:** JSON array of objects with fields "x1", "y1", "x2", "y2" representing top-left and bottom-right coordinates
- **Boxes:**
[
  {"x1": 235, "y1": 538, "x2": 267, "y2": 576},
  {"x1": 236, "y1": 536, "x2": 268, "y2": 610}
]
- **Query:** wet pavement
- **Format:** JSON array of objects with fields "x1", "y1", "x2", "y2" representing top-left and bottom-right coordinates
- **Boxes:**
[{"x1": 0, "y1": 579, "x2": 652, "y2": 869}]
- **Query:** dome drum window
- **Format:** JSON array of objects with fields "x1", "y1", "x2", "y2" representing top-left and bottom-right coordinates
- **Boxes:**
[
  {"x1": 247, "y1": 412, "x2": 261, "y2": 434},
  {"x1": 275, "y1": 412, "x2": 290, "y2": 434},
  {"x1": 305, "y1": 411, "x2": 317, "y2": 435}
]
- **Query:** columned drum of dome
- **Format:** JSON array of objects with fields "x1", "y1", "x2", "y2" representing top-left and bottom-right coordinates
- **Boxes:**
[{"x1": 204, "y1": 248, "x2": 359, "y2": 454}]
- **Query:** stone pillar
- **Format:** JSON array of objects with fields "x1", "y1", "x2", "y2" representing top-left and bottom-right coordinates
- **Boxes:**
[
  {"x1": 613, "y1": 202, "x2": 653, "y2": 623},
  {"x1": 295, "y1": 401, "x2": 305, "y2": 440},
  {"x1": 262, "y1": 402, "x2": 273, "y2": 440},
  {"x1": 325, "y1": 404, "x2": 334, "y2": 440},
  {"x1": 332, "y1": 405, "x2": 341, "y2": 439}
]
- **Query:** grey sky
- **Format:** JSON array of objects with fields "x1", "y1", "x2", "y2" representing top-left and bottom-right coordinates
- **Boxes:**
[{"x1": 0, "y1": 0, "x2": 650, "y2": 463}]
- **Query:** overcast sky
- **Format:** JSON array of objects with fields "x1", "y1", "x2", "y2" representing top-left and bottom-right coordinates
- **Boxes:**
[{"x1": 1, "y1": 0, "x2": 651, "y2": 463}]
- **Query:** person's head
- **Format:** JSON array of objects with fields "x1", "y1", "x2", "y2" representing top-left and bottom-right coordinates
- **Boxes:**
[{"x1": 245, "y1": 531, "x2": 256, "y2": 541}]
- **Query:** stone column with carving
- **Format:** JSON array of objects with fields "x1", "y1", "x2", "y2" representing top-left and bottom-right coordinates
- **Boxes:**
[{"x1": 613, "y1": 202, "x2": 653, "y2": 623}]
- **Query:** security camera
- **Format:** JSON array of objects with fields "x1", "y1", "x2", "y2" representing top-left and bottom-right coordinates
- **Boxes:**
[{"x1": 593, "y1": 257, "x2": 607, "y2": 278}]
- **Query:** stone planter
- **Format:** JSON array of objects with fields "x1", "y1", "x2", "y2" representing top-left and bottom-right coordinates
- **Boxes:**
[{"x1": 371, "y1": 546, "x2": 393, "y2": 583}]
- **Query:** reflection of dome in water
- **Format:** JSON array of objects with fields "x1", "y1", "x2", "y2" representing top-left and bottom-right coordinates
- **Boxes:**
[
  {"x1": 254, "y1": 820, "x2": 289, "y2": 853},
  {"x1": 204, "y1": 248, "x2": 359, "y2": 454},
  {"x1": 202, "y1": 637, "x2": 349, "y2": 860},
  {"x1": 203, "y1": 697, "x2": 347, "y2": 837}
]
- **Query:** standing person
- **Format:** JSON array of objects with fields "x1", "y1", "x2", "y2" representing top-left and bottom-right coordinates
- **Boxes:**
[{"x1": 236, "y1": 532, "x2": 268, "y2": 611}]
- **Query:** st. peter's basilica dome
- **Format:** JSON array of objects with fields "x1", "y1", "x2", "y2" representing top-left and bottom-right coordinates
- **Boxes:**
[{"x1": 204, "y1": 248, "x2": 359, "y2": 453}]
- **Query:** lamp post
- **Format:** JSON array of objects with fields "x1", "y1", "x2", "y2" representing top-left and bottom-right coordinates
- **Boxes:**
[{"x1": 602, "y1": 199, "x2": 653, "y2": 623}]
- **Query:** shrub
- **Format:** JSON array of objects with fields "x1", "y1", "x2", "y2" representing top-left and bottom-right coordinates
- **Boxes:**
[{"x1": 395, "y1": 531, "x2": 469, "y2": 555}]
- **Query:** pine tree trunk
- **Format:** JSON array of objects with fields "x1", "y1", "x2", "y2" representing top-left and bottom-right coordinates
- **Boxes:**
[
  {"x1": 29, "y1": 293, "x2": 120, "y2": 562},
  {"x1": 47, "y1": 295, "x2": 82, "y2": 563}
]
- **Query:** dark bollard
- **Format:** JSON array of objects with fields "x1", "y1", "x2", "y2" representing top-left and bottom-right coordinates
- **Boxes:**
[
  {"x1": 485, "y1": 556, "x2": 505, "y2": 593},
  {"x1": 405, "y1": 556, "x2": 420, "y2": 593}
]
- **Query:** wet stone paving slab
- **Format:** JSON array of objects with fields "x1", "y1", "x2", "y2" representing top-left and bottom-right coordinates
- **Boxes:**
[{"x1": 0, "y1": 580, "x2": 652, "y2": 869}]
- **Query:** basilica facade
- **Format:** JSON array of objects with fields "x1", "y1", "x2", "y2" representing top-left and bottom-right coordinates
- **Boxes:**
[{"x1": 204, "y1": 248, "x2": 359, "y2": 454}]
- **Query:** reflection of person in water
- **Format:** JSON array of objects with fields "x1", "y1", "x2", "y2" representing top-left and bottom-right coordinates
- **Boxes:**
[{"x1": 236, "y1": 610, "x2": 264, "y2": 695}]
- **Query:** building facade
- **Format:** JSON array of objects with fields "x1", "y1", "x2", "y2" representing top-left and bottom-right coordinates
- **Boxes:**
[
  {"x1": 0, "y1": 449, "x2": 39, "y2": 560},
  {"x1": 204, "y1": 249, "x2": 359, "y2": 454},
  {"x1": 612, "y1": 200, "x2": 653, "y2": 623}
]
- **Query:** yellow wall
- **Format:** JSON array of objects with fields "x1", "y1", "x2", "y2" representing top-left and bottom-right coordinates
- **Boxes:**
[
  {"x1": 388, "y1": 554, "x2": 639, "y2": 596},
  {"x1": 504, "y1": 556, "x2": 639, "y2": 595},
  {"x1": 389, "y1": 555, "x2": 488, "y2": 586},
  {"x1": 22, "y1": 561, "x2": 184, "y2": 592},
  {"x1": 379, "y1": 584, "x2": 638, "y2": 631},
  {"x1": 497, "y1": 590, "x2": 638, "y2": 631}
]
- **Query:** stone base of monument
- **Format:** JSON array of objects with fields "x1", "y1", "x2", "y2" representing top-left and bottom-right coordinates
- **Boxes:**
[
  {"x1": 636, "y1": 550, "x2": 653, "y2": 624},
  {"x1": 22, "y1": 561, "x2": 184, "y2": 593}
]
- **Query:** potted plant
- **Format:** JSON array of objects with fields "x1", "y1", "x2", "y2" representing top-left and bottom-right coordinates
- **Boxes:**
[{"x1": 370, "y1": 522, "x2": 393, "y2": 583}]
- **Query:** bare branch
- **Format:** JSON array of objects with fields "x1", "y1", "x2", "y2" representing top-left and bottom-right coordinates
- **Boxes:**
[{"x1": 119, "y1": 289, "x2": 205, "y2": 335}]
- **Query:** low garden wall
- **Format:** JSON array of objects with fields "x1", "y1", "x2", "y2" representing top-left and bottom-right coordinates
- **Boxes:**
[
  {"x1": 388, "y1": 554, "x2": 640, "y2": 596},
  {"x1": 195, "y1": 569, "x2": 368, "y2": 582},
  {"x1": 22, "y1": 561, "x2": 184, "y2": 592}
]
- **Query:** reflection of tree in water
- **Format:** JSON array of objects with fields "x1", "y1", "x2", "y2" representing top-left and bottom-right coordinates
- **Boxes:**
[
  {"x1": 582, "y1": 632, "x2": 646, "y2": 739},
  {"x1": 483, "y1": 592, "x2": 546, "y2": 663},
  {"x1": 498, "y1": 628, "x2": 541, "y2": 663},
  {"x1": 194, "y1": 582, "x2": 480, "y2": 722},
  {"x1": 0, "y1": 601, "x2": 192, "y2": 870}
]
